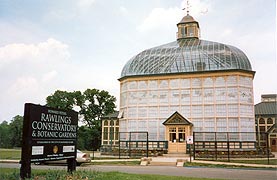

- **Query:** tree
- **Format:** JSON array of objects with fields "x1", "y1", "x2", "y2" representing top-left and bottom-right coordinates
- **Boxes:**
[
  {"x1": 9, "y1": 115, "x2": 23, "y2": 147},
  {"x1": 80, "y1": 89, "x2": 116, "y2": 128},
  {"x1": 46, "y1": 90, "x2": 80, "y2": 110},
  {"x1": 0, "y1": 121, "x2": 12, "y2": 148},
  {"x1": 46, "y1": 88, "x2": 116, "y2": 150}
]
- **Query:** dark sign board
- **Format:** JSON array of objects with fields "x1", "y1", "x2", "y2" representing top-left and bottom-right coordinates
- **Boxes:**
[{"x1": 20, "y1": 103, "x2": 78, "y2": 178}]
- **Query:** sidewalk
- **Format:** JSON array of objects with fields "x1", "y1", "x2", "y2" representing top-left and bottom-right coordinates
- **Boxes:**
[{"x1": 1, "y1": 157, "x2": 276, "y2": 169}]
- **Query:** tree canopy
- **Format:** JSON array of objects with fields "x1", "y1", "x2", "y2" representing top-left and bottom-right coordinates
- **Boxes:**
[{"x1": 46, "y1": 88, "x2": 116, "y2": 150}]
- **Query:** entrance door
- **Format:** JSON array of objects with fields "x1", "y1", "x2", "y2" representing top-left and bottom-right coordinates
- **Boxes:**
[
  {"x1": 168, "y1": 126, "x2": 186, "y2": 153},
  {"x1": 271, "y1": 139, "x2": 277, "y2": 152},
  {"x1": 162, "y1": 111, "x2": 192, "y2": 154}
]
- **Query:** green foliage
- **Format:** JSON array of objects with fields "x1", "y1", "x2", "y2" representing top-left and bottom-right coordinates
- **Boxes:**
[
  {"x1": 76, "y1": 126, "x2": 102, "y2": 151},
  {"x1": 0, "y1": 121, "x2": 12, "y2": 148},
  {"x1": 9, "y1": 115, "x2": 23, "y2": 147},
  {"x1": 0, "y1": 168, "x2": 223, "y2": 180},
  {"x1": 0, "y1": 115, "x2": 23, "y2": 148},
  {"x1": 46, "y1": 88, "x2": 116, "y2": 150}
]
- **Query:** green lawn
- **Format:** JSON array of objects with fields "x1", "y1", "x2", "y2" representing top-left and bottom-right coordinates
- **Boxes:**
[
  {"x1": 0, "y1": 168, "x2": 224, "y2": 180},
  {"x1": 0, "y1": 148, "x2": 21, "y2": 160}
]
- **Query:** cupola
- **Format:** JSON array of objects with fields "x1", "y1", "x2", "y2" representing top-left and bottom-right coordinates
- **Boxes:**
[{"x1": 176, "y1": 12, "x2": 200, "y2": 40}]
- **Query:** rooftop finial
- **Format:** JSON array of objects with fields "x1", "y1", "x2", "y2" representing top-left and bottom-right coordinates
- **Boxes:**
[{"x1": 183, "y1": 0, "x2": 191, "y2": 15}]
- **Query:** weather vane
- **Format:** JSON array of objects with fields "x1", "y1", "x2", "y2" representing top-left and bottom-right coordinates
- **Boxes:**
[{"x1": 182, "y1": 0, "x2": 191, "y2": 15}]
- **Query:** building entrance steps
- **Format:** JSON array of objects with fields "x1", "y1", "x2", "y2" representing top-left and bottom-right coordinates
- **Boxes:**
[{"x1": 142, "y1": 154, "x2": 192, "y2": 166}]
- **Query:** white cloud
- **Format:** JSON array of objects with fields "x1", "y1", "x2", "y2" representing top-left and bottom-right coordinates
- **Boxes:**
[
  {"x1": 42, "y1": 70, "x2": 58, "y2": 82},
  {"x1": 181, "y1": 0, "x2": 211, "y2": 18},
  {"x1": 0, "y1": 38, "x2": 70, "y2": 68},
  {"x1": 137, "y1": 7, "x2": 181, "y2": 33},
  {"x1": 0, "y1": 38, "x2": 71, "y2": 121},
  {"x1": 77, "y1": 0, "x2": 96, "y2": 10},
  {"x1": 119, "y1": 6, "x2": 128, "y2": 15},
  {"x1": 137, "y1": 0, "x2": 211, "y2": 33},
  {"x1": 9, "y1": 76, "x2": 39, "y2": 96}
]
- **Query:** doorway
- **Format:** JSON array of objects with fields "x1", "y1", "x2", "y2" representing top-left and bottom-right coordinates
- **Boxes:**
[{"x1": 163, "y1": 111, "x2": 192, "y2": 154}]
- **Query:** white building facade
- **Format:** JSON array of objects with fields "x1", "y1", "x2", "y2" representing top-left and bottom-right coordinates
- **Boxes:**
[{"x1": 118, "y1": 13, "x2": 255, "y2": 153}]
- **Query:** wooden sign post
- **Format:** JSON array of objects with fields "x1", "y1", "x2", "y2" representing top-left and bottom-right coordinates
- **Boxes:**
[{"x1": 20, "y1": 103, "x2": 78, "y2": 179}]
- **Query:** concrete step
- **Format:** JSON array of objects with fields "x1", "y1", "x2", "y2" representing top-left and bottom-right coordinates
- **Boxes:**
[
  {"x1": 163, "y1": 153, "x2": 190, "y2": 157},
  {"x1": 149, "y1": 161, "x2": 176, "y2": 166},
  {"x1": 145, "y1": 156, "x2": 190, "y2": 166}
]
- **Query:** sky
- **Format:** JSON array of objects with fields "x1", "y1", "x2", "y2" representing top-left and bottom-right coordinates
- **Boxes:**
[{"x1": 0, "y1": 0, "x2": 276, "y2": 123}]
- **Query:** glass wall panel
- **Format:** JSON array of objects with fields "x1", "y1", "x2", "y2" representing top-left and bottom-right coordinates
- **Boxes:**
[
  {"x1": 120, "y1": 92, "x2": 127, "y2": 107},
  {"x1": 203, "y1": 88, "x2": 213, "y2": 103},
  {"x1": 121, "y1": 83, "x2": 127, "y2": 91},
  {"x1": 228, "y1": 118, "x2": 239, "y2": 132},
  {"x1": 180, "y1": 90, "x2": 190, "y2": 104},
  {"x1": 148, "y1": 91, "x2": 159, "y2": 104},
  {"x1": 169, "y1": 106, "x2": 179, "y2": 114},
  {"x1": 128, "y1": 81, "x2": 137, "y2": 90},
  {"x1": 204, "y1": 105, "x2": 214, "y2": 116},
  {"x1": 227, "y1": 87, "x2": 238, "y2": 102},
  {"x1": 239, "y1": 87, "x2": 252, "y2": 103},
  {"x1": 192, "y1": 78, "x2": 201, "y2": 88},
  {"x1": 215, "y1": 88, "x2": 226, "y2": 102},
  {"x1": 228, "y1": 104, "x2": 238, "y2": 116},
  {"x1": 239, "y1": 76, "x2": 252, "y2": 87},
  {"x1": 148, "y1": 80, "x2": 158, "y2": 89},
  {"x1": 127, "y1": 108, "x2": 137, "y2": 118},
  {"x1": 215, "y1": 104, "x2": 226, "y2": 116},
  {"x1": 138, "y1": 120, "x2": 147, "y2": 130},
  {"x1": 170, "y1": 90, "x2": 180, "y2": 104},
  {"x1": 193, "y1": 118, "x2": 203, "y2": 131},
  {"x1": 180, "y1": 79, "x2": 190, "y2": 88},
  {"x1": 226, "y1": 76, "x2": 237, "y2": 86},
  {"x1": 159, "y1": 91, "x2": 169, "y2": 104},
  {"x1": 203, "y1": 77, "x2": 213, "y2": 87},
  {"x1": 170, "y1": 79, "x2": 179, "y2": 88},
  {"x1": 204, "y1": 118, "x2": 215, "y2": 132},
  {"x1": 159, "y1": 106, "x2": 169, "y2": 117},
  {"x1": 128, "y1": 120, "x2": 137, "y2": 131},
  {"x1": 148, "y1": 106, "x2": 158, "y2": 117},
  {"x1": 159, "y1": 80, "x2": 169, "y2": 88},
  {"x1": 191, "y1": 105, "x2": 203, "y2": 117},
  {"x1": 192, "y1": 89, "x2": 202, "y2": 103},
  {"x1": 215, "y1": 77, "x2": 225, "y2": 87},
  {"x1": 128, "y1": 92, "x2": 137, "y2": 105},
  {"x1": 138, "y1": 81, "x2": 147, "y2": 89},
  {"x1": 240, "y1": 104, "x2": 253, "y2": 116},
  {"x1": 180, "y1": 106, "x2": 190, "y2": 116},
  {"x1": 216, "y1": 118, "x2": 227, "y2": 132},
  {"x1": 137, "y1": 91, "x2": 148, "y2": 105},
  {"x1": 138, "y1": 108, "x2": 147, "y2": 118},
  {"x1": 119, "y1": 120, "x2": 126, "y2": 133}
]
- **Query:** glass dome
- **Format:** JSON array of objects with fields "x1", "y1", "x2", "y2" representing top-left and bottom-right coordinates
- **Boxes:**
[{"x1": 120, "y1": 38, "x2": 252, "y2": 79}]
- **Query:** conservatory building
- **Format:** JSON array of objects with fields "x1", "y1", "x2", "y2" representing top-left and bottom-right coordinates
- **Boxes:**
[{"x1": 104, "y1": 12, "x2": 256, "y2": 154}]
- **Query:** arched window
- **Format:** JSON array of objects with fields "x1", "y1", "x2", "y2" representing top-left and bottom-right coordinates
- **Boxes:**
[
  {"x1": 267, "y1": 118, "x2": 273, "y2": 124},
  {"x1": 110, "y1": 120, "x2": 114, "y2": 126},
  {"x1": 104, "y1": 120, "x2": 108, "y2": 126},
  {"x1": 259, "y1": 118, "x2": 265, "y2": 124}
]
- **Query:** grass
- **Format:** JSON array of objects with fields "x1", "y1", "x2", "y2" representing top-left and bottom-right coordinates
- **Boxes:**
[
  {"x1": 0, "y1": 148, "x2": 21, "y2": 160},
  {"x1": 228, "y1": 159, "x2": 277, "y2": 165},
  {"x1": 0, "y1": 168, "x2": 224, "y2": 180},
  {"x1": 90, "y1": 160, "x2": 140, "y2": 166}
]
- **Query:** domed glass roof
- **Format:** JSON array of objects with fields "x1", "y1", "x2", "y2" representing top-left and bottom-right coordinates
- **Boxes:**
[{"x1": 120, "y1": 38, "x2": 252, "y2": 79}]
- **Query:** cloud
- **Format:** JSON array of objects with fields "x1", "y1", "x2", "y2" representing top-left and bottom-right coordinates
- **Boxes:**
[
  {"x1": 137, "y1": 0, "x2": 211, "y2": 33},
  {"x1": 0, "y1": 38, "x2": 70, "y2": 68},
  {"x1": 42, "y1": 70, "x2": 58, "y2": 82},
  {"x1": 0, "y1": 38, "x2": 71, "y2": 121},
  {"x1": 137, "y1": 7, "x2": 181, "y2": 33},
  {"x1": 77, "y1": 0, "x2": 96, "y2": 10},
  {"x1": 119, "y1": 6, "x2": 128, "y2": 16}
]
